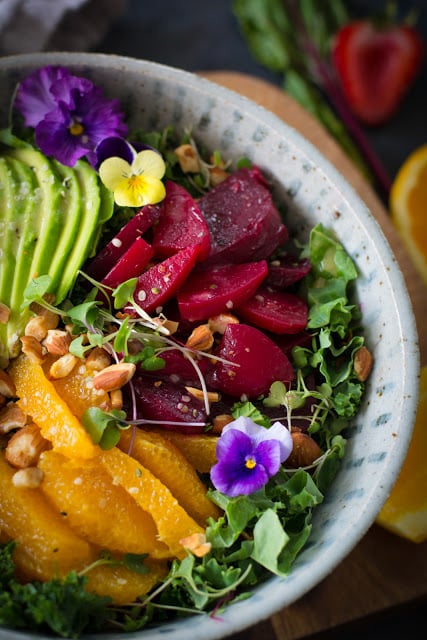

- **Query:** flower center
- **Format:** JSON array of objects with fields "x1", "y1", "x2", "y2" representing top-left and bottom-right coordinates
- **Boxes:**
[
  {"x1": 245, "y1": 456, "x2": 257, "y2": 470},
  {"x1": 69, "y1": 121, "x2": 84, "y2": 136}
]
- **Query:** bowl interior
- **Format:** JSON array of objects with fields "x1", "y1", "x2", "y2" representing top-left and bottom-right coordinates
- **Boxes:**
[{"x1": 0, "y1": 53, "x2": 420, "y2": 640}]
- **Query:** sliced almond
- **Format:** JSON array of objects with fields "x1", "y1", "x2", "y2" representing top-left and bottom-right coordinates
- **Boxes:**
[
  {"x1": 93, "y1": 362, "x2": 136, "y2": 392},
  {"x1": 353, "y1": 346, "x2": 374, "y2": 382},
  {"x1": 286, "y1": 432, "x2": 322, "y2": 468},
  {"x1": 212, "y1": 413, "x2": 234, "y2": 434},
  {"x1": 42, "y1": 329, "x2": 72, "y2": 356},
  {"x1": 185, "y1": 386, "x2": 220, "y2": 404}
]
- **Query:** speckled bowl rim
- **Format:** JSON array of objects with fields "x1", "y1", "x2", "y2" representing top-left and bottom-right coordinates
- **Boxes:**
[{"x1": 0, "y1": 53, "x2": 420, "y2": 640}]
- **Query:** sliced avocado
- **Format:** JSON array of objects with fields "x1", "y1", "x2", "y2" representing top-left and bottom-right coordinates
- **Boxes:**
[
  {"x1": 47, "y1": 159, "x2": 83, "y2": 293},
  {"x1": 5, "y1": 146, "x2": 63, "y2": 281},
  {"x1": 0, "y1": 136, "x2": 114, "y2": 365},
  {"x1": 2, "y1": 158, "x2": 40, "y2": 361},
  {"x1": 55, "y1": 160, "x2": 113, "y2": 302}
]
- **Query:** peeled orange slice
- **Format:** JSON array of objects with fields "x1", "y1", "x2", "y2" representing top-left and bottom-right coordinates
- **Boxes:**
[
  {"x1": 390, "y1": 144, "x2": 427, "y2": 285},
  {"x1": 376, "y1": 366, "x2": 427, "y2": 542},
  {"x1": 9, "y1": 355, "x2": 99, "y2": 459}
]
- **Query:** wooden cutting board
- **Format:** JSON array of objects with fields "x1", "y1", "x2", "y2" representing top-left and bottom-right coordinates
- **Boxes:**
[{"x1": 201, "y1": 71, "x2": 427, "y2": 639}]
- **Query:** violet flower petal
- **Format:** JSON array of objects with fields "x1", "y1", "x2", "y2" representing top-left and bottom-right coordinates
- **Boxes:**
[
  {"x1": 222, "y1": 416, "x2": 293, "y2": 463},
  {"x1": 95, "y1": 136, "x2": 135, "y2": 169},
  {"x1": 211, "y1": 428, "x2": 283, "y2": 497},
  {"x1": 14, "y1": 65, "x2": 71, "y2": 128}
]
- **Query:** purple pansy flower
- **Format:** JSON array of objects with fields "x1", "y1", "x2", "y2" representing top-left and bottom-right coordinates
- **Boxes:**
[
  {"x1": 210, "y1": 417, "x2": 293, "y2": 497},
  {"x1": 14, "y1": 66, "x2": 128, "y2": 167}
]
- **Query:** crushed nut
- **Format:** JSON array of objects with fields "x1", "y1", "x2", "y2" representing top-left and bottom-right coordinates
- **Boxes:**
[
  {"x1": 5, "y1": 423, "x2": 50, "y2": 468},
  {"x1": 353, "y1": 346, "x2": 373, "y2": 382},
  {"x1": 0, "y1": 302, "x2": 10, "y2": 324},
  {"x1": 0, "y1": 403, "x2": 28, "y2": 434},
  {"x1": 185, "y1": 324, "x2": 214, "y2": 352},
  {"x1": 49, "y1": 353, "x2": 79, "y2": 379},
  {"x1": 109, "y1": 389, "x2": 123, "y2": 410},
  {"x1": 286, "y1": 432, "x2": 322, "y2": 469},
  {"x1": 0, "y1": 370, "x2": 16, "y2": 398},
  {"x1": 209, "y1": 166, "x2": 229, "y2": 186},
  {"x1": 24, "y1": 315, "x2": 51, "y2": 341},
  {"x1": 12, "y1": 466, "x2": 44, "y2": 489},
  {"x1": 208, "y1": 313, "x2": 239, "y2": 335},
  {"x1": 86, "y1": 347, "x2": 112, "y2": 371},
  {"x1": 42, "y1": 329, "x2": 72, "y2": 356},
  {"x1": 185, "y1": 386, "x2": 220, "y2": 404},
  {"x1": 179, "y1": 532, "x2": 212, "y2": 558},
  {"x1": 174, "y1": 143, "x2": 201, "y2": 173},
  {"x1": 212, "y1": 413, "x2": 234, "y2": 434},
  {"x1": 20, "y1": 335, "x2": 46, "y2": 364},
  {"x1": 93, "y1": 362, "x2": 136, "y2": 392},
  {"x1": 151, "y1": 317, "x2": 179, "y2": 335}
]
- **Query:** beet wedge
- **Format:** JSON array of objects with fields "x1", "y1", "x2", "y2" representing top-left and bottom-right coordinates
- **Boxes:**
[
  {"x1": 130, "y1": 376, "x2": 207, "y2": 433},
  {"x1": 151, "y1": 181, "x2": 210, "y2": 261},
  {"x1": 208, "y1": 323, "x2": 295, "y2": 399},
  {"x1": 199, "y1": 166, "x2": 288, "y2": 265},
  {"x1": 266, "y1": 255, "x2": 311, "y2": 289},
  {"x1": 128, "y1": 244, "x2": 200, "y2": 314},
  {"x1": 177, "y1": 261, "x2": 268, "y2": 322},
  {"x1": 237, "y1": 286, "x2": 308, "y2": 334},
  {"x1": 101, "y1": 237, "x2": 154, "y2": 289},
  {"x1": 86, "y1": 205, "x2": 161, "y2": 281}
]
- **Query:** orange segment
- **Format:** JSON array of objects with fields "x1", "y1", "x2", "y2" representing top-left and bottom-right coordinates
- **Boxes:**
[
  {"x1": 119, "y1": 428, "x2": 220, "y2": 525},
  {"x1": 0, "y1": 451, "x2": 96, "y2": 580},
  {"x1": 47, "y1": 360, "x2": 110, "y2": 419},
  {"x1": 38, "y1": 450, "x2": 170, "y2": 558},
  {"x1": 86, "y1": 558, "x2": 168, "y2": 605},
  {"x1": 8, "y1": 354, "x2": 99, "y2": 459},
  {"x1": 99, "y1": 447, "x2": 204, "y2": 559},
  {"x1": 390, "y1": 144, "x2": 427, "y2": 285},
  {"x1": 376, "y1": 365, "x2": 427, "y2": 542},
  {"x1": 150, "y1": 428, "x2": 218, "y2": 473}
]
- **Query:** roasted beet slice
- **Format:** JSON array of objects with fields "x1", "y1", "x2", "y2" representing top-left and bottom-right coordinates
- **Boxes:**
[
  {"x1": 131, "y1": 376, "x2": 207, "y2": 433},
  {"x1": 177, "y1": 261, "x2": 268, "y2": 322},
  {"x1": 101, "y1": 237, "x2": 154, "y2": 289},
  {"x1": 208, "y1": 323, "x2": 294, "y2": 399},
  {"x1": 266, "y1": 255, "x2": 311, "y2": 289},
  {"x1": 237, "y1": 286, "x2": 308, "y2": 334},
  {"x1": 86, "y1": 205, "x2": 161, "y2": 280},
  {"x1": 199, "y1": 166, "x2": 288, "y2": 265},
  {"x1": 127, "y1": 245, "x2": 200, "y2": 314},
  {"x1": 139, "y1": 349, "x2": 212, "y2": 387},
  {"x1": 151, "y1": 181, "x2": 211, "y2": 260}
]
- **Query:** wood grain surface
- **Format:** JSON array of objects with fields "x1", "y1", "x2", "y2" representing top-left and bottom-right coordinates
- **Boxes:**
[{"x1": 200, "y1": 71, "x2": 427, "y2": 639}]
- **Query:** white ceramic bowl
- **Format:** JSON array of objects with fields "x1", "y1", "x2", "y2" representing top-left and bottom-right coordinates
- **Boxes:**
[{"x1": 0, "y1": 53, "x2": 420, "y2": 640}]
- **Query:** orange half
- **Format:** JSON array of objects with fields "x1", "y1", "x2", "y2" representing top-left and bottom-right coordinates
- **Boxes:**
[{"x1": 390, "y1": 144, "x2": 427, "y2": 286}]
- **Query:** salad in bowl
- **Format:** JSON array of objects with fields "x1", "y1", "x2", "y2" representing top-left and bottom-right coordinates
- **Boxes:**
[{"x1": 0, "y1": 54, "x2": 419, "y2": 640}]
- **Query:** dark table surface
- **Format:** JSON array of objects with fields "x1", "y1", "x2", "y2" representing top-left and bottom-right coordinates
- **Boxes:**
[{"x1": 94, "y1": 3, "x2": 427, "y2": 639}]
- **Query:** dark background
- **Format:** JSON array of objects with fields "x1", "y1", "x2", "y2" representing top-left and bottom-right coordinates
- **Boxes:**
[{"x1": 96, "y1": 0, "x2": 427, "y2": 189}]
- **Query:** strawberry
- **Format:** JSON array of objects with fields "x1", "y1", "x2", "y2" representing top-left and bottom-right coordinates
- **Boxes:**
[{"x1": 332, "y1": 19, "x2": 424, "y2": 125}]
